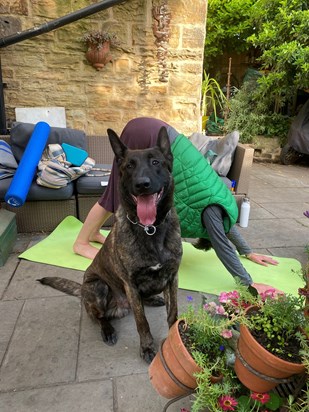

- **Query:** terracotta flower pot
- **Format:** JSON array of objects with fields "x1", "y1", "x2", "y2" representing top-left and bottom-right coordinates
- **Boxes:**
[
  {"x1": 148, "y1": 319, "x2": 202, "y2": 399},
  {"x1": 85, "y1": 41, "x2": 112, "y2": 70},
  {"x1": 235, "y1": 322, "x2": 306, "y2": 393}
]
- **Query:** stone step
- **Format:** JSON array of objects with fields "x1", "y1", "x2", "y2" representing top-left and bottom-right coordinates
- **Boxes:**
[{"x1": 0, "y1": 208, "x2": 17, "y2": 266}]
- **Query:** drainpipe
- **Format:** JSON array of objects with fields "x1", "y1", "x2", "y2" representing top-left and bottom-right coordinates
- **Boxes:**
[
  {"x1": 0, "y1": 58, "x2": 6, "y2": 134},
  {"x1": 0, "y1": 0, "x2": 127, "y2": 48},
  {"x1": 0, "y1": 0, "x2": 128, "y2": 133}
]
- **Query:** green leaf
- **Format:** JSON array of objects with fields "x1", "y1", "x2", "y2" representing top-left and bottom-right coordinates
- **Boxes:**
[
  {"x1": 265, "y1": 392, "x2": 284, "y2": 410},
  {"x1": 237, "y1": 395, "x2": 252, "y2": 409}
]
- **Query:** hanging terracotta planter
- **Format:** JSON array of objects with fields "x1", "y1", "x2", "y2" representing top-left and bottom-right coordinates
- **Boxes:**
[
  {"x1": 85, "y1": 42, "x2": 112, "y2": 70},
  {"x1": 235, "y1": 322, "x2": 306, "y2": 393},
  {"x1": 82, "y1": 31, "x2": 119, "y2": 71}
]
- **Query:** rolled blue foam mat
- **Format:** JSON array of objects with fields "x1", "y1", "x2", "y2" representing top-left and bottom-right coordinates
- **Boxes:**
[{"x1": 5, "y1": 121, "x2": 51, "y2": 207}]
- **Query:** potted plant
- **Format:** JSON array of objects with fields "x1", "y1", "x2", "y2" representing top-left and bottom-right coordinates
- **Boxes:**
[
  {"x1": 148, "y1": 296, "x2": 247, "y2": 410},
  {"x1": 221, "y1": 288, "x2": 308, "y2": 394},
  {"x1": 201, "y1": 71, "x2": 228, "y2": 134},
  {"x1": 81, "y1": 30, "x2": 120, "y2": 70},
  {"x1": 149, "y1": 284, "x2": 309, "y2": 411},
  {"x1": 298, "y1": 244, "x2": 309, "y2": 319}
]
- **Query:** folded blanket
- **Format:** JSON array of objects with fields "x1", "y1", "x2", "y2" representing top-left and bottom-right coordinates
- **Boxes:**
[
  {"x1": 37, "y1": 143, "x2": 95, "y2": 188},
  {"x1": 0, "y1": 140, "x2": 18, "y2": 180}
]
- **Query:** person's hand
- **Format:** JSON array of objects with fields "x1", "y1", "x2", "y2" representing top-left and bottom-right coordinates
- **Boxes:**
[
  {"x1": 246, "y1": 253, "x2": 279, "y2": 267},
  {"x1": 251, "y1": 282, "x2": 284, "y2": 296}
]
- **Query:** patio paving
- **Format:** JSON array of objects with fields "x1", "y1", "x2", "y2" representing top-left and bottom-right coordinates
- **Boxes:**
[{"x1": 0, "y1": 161, "x2": 308, "y2": 412}]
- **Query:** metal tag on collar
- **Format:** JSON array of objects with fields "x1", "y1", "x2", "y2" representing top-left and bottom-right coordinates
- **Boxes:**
[{"x1": 144, "y1": 225, "x2": 156, "y2": 235}]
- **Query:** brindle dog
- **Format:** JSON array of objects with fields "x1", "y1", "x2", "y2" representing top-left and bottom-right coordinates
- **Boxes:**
[{"x1": 38, "y1": 126, "x2": 183, "y2": 364}]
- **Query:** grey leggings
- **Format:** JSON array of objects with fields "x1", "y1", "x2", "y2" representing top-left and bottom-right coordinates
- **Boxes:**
[{"x1": 202, "y1": 205, "x2": 253, "y2": 285}]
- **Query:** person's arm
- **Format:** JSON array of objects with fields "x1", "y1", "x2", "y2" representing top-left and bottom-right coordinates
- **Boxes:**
[
  {"x1": 226, "y1": 225, "x2": 251, "y2": 255},
  {"x1": 202, "y1": 206, "x2": 283, "y2": 294},
  {"x1": 202, "y1": 206, "x2": 253, "y2": 286},
  {"x1": 227, "y1": 225, "x2": 279, "y2": 267}
]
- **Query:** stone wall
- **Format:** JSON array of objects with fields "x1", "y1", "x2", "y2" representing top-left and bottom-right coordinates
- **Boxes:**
[
  {"x1": 0, "y1": 0, "x2": 207, "y2": 136},
  {"x1": 251, "y1": 136, "x2": 282, "y2": 163}
]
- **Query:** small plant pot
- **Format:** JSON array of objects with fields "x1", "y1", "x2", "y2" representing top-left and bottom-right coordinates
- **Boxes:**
[{"x1": 148, "y1": 319, "x2": 201, "y2": 399}]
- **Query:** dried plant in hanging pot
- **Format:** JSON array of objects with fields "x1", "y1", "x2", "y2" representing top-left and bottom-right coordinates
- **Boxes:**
[{"x1": 81, "y1": 30, "x2": 120, "y2": 70}]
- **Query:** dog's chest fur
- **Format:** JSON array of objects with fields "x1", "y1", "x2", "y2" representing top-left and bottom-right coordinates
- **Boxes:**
[{"x1": 89, "y1": 207, "x2": 182, "y2": 298}]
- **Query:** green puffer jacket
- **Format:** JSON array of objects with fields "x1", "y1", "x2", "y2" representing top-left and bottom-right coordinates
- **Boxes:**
[{"x1": 171, "y1": 134, "x2": 238, "y2": 239}]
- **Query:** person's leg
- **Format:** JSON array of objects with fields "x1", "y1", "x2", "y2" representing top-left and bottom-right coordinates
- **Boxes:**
[{"x1": 73, "y1": 202, "x2": 112, "y2": 259}]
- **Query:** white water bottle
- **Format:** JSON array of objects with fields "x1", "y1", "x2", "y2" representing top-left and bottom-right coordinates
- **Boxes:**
[{"x1": 239, "y1": 197, "x2": 250, "y2": 228}]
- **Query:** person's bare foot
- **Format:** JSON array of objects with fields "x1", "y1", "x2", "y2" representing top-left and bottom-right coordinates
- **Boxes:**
[
  {"x1": 73, "y1": 242, "x2": 100, "y2": 260},
  {"x1": 89, "y1": 232, "x2": 106, "y2": 244},
  {"x1": 73, "y1": 232, "x2": 106, "y2": 260}
]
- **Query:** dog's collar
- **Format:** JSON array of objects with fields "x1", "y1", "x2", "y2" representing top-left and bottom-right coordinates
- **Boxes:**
[{"x1": 126, "y1": 211, "x2": 171, "y2": 236}]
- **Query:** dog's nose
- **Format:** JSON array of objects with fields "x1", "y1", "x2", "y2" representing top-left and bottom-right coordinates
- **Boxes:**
[{"x1": 135, "y1": 177, "x2": 151, "y2": 191}]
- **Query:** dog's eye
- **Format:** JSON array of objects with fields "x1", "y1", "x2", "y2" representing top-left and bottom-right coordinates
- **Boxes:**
[
  {"x1": 126, "y1": 161, "x2": 134, "y2": 169},
  {"x1": 152, "y1": 160, "x2": 159, "y2": 165}
]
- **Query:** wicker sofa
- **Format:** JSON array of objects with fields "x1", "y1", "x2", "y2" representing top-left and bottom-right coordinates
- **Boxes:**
[{"x1": 0, "y1": 134, "x2": 254, "y2": 233}]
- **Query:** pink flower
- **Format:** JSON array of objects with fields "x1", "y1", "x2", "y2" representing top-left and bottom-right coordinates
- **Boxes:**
[
  {"x1": 220, "y1": 329, "x2": 233, "y2": 339},
  {"x1": 218, "y1": 291, "x2": 239, "y2": 303},
  {"x1": 180, "y1": 409, "x2": 190, "y2": 412},
  {"x1": 203, "y1": 302, "x2": 217, "y2": 316},
  {"x1": 204, "y1": 302, "x2": 227, "y2": 316},
  {"x1": 216, "y1": 304, "x2": 227, "y2": 315},
  {"x1": 250, "y1": 392, "x2": 270, "y2": 404},
  {"x1": 218, "y1": 395, "x2": 238, "y2": 411}
]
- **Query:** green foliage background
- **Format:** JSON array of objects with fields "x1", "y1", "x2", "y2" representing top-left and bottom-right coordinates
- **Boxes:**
[{"x1": 205, "y1": 0, "x2": 309, "y2": 142}]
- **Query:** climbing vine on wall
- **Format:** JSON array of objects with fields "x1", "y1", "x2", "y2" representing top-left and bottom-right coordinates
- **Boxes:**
[{"x1": 152, "y1": 0, "x2": 171, "y2": 82}]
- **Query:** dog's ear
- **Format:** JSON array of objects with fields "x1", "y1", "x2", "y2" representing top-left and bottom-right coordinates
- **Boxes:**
[
  {"x1": 107, "y1": 128, "x2": 127, "y2": 163},
  {"x1": 157, "y1": 127, "x2": 173, "y2": 170}
]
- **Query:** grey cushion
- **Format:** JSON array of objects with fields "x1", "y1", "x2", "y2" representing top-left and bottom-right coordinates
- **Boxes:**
[
  {"x1": 10, "y1": 122, "x2": 87, "y2": 162},
  {"x1": 76, "y1": 164, "x2": 111, "y2": 195},
  {"x1": 0, "y1": 177, "x2": 74, "y2": 201},
  {"x1": 189, "y1": 131, "x2": 239, "y2": 176},
  {"x1": 207, "y1": 131, "x2": 239, "y2": 176}
]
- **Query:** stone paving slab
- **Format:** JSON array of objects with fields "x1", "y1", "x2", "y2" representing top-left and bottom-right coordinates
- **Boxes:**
[
  {"x1": 77, "y1": 291, "x2": 197, "y2": 382},
  {"x1": 0, "y1": 296, "x2": 80, "y2": 391},
  {"x1": 0, "y1": 254, "x2": 20, "y2": 298},
  {"x1": 0, "y1": 300, "x2": 24, "y2": 364},
  {"x1": 115, "y1": 372, "x2": 193, "y2": 412},
  {"x1": 249, "y1": 202, "x2": 276, "y2": 219},
  {"x1": 237, "y1": 218, "x2": 309, "y2": 249},
  {"x1": 250, "y1": 164, "x2": 309, "y2": 186},
  {"x1": 77, "y1": 308, "x2": 155, "y2": 382},
  {"x1": 249, "y1": 186, "x2": 309, "y2": 203},
  {"x1": 256, "y1": 201, "x2": 309, "y2": 219},
  {"x1": 252, "y1": 170, "x2": 309, "y2": 188},
  {"x1": 3, "y1": 260, "x2": 83, "y2": 300},
  {"x1": 0, "y1": 380, "x2": 114, "y2": 412}
]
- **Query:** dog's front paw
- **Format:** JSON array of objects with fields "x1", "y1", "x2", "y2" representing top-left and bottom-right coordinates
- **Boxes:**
[
  {"x1": 101, "y1": 324, "x2": 118, "y2": 346},
  {"x1": 141, "y1": 347, "x2": 156, "y2": 364},
  {"x1": 143, "y1": 295, "x2": 165, "y2": 307}
]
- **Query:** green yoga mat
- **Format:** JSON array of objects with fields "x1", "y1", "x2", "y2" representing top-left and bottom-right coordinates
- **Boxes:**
[{"x1": 19, "y1": 216, "x2": 303, "y2": 296}]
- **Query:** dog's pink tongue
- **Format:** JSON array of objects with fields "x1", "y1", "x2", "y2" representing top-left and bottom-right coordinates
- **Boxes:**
[{"x1": 136, "y1": 195, "x2": 157, "y2": 225}]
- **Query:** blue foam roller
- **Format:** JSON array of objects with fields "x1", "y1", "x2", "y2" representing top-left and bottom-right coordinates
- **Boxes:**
[{"x1": 5, "y1": 121, "x2": 51, "y2": 207}]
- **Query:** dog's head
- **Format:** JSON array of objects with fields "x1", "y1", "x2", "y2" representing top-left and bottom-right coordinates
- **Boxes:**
[{"x1": 107, "y1": 126, "x2": 174, "y2": 225}]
